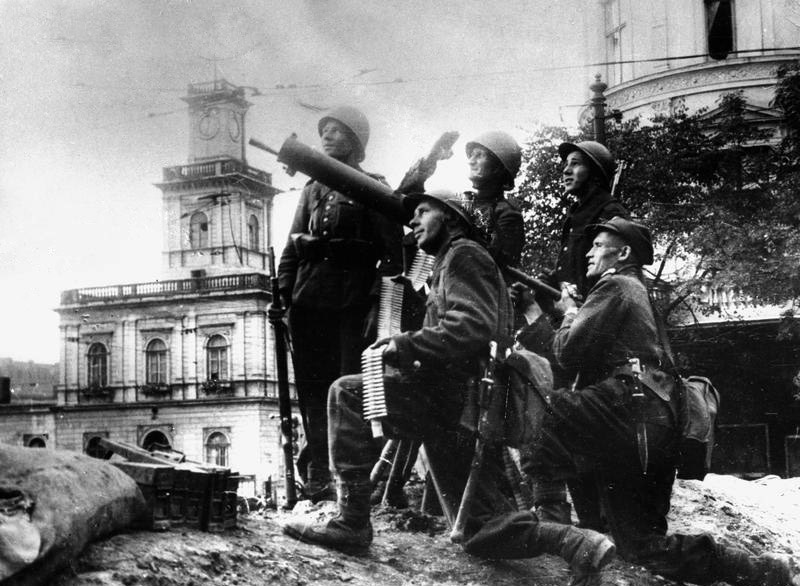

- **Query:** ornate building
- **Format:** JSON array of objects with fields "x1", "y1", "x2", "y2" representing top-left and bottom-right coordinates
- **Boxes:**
[
  {"x1": 7, "y1": 80, "x2": 293, "y2": 496},
  {"x1": 580, "y1": 0, "x2": 797, "y2": 134}
]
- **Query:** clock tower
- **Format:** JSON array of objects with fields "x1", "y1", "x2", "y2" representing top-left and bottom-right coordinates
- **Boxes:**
[
  {"x1": 183, "y1": 79, "x2": 250, "y2": 163},
  {"x1": 156, "y1": 79, "x2": 280, "y2": 278}
]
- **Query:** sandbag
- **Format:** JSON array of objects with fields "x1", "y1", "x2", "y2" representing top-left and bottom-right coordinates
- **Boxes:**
[{"x1": 0, "y1": 445, "x2": 147, "y2": 586}]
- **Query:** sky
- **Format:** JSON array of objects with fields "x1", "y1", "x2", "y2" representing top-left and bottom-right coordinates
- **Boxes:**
[{"x1": 0, "y1": 0, "x2": 596, "y2": 363}]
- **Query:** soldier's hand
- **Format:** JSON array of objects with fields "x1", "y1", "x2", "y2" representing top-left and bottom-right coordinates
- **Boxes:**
[{"x1": 557, "y1": 282, "x2": 581, "y2": 315}]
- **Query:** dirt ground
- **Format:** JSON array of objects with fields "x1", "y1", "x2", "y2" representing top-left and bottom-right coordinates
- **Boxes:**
[{"x1": 49, "y1": 474, "x2": 800, "y2": 586}]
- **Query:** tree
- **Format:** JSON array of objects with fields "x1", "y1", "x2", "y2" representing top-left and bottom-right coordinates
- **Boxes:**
[{"x1": 515, "y1": 60, "x2": 800, "y2": 320}]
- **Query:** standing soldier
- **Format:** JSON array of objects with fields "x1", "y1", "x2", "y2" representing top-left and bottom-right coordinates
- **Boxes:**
[
  {"x1": 282, "y1": 189, "x2": 615, "y2": 586},
  {"x1": 277, "y1": 106, "x2": 403, "y2": 503},
  {"x1": 398, "y1": 130, "x2": 525, "y2": 270},
  {"x1": 528, "y1": 140, "x2": 630, "y2": 530},
  {"x1": 551, "y1": 140, "x2": 629, "y2": 297}
]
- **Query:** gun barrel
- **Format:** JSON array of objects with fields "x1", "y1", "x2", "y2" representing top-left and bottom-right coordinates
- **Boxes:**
[
  {"x1": 504, "y1": 266, "x2": 561, "y2": 300},
  {"x1": 276, "y1": 136, "x2": 409, "y2": 224},
  {"x1": 248, "y1": 137, "x2": 280, "y2": 157}
]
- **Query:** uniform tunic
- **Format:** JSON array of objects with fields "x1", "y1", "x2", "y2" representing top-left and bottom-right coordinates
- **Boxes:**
[
  {"x1": 277, "y1": 175, "x2": 403, "y2": 478},
  {"x1": 532, "y1": 264, "x2": 725, "y2": 583},
  {"x1": 328, "y1": 236, "x2": 514, "y2": 540},
  {"x1": 552, "y1": 184, "x2": 629, "y2": 296}
]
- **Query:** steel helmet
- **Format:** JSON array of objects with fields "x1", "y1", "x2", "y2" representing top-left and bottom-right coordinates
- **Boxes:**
[
  {"x1": 318, "y1": 106, "x2": 370, "y2": 162},
  {"x1": 558, "y1": 141, "x2": 616, "y2": 187},
  {"x1": 403, "y1": 189, "x2": 474, "y2": 231},
  {"x1": 465, "y1": 131, "x2": 522, "y2": 180}
]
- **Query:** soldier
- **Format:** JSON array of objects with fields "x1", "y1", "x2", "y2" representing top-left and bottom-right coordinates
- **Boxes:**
[
  {"x1": 282, "y1": 190, "x2": 615, "y2": 586},
  {"x1": 398, "y1": 130, "x2": 525, "y2": 270},
  {"x1": 550, "y1": 140, "x2": 629, "y2": 297},
  {"x1": 525, "y1": 140, "x2": 630, "y2": 530},
  {"x1": 528, "y1": 216, "x2": 798, "y2": 586},
  {"x1": 277, "y1": 106, "x2": 403, "y2": 502}
]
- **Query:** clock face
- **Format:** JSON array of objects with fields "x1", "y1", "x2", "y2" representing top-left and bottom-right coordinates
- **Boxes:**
[
  {"x1": 198, "y1": 108, "x2": 220, "y2": 140},
  {"x1": 228, "y1": 110, "x2": 241, "y2": 141}
]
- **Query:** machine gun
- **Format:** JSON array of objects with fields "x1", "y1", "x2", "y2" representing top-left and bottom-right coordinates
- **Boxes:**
[
  {"x1": 249, "y1": 135, "x2": 560, "y2": 301},
  {"x1": 267, "y1": 247, "x2": 298, "y2": 509}
]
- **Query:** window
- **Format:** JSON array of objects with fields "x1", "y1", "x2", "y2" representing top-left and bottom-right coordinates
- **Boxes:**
[
  {"x1": 141, "y1": 430, "x2": 172, "y2": 452},
  {"x1": 84, "y1": 432, "x2": 110, "y2": 459},
  {"x1": 206, "y1": 335, "x2": 229, "y2": 381},
  {"x1": 706, "y1": 0, "x2": 734, "y2": 60},
  {"x1": 87, "y1": 343, "x2": 108, "y2": 388},
  {"x1": 145, "y1": 338, "x2": 168, "y2": 384},
  {"x1": 205, "y1": 431, "x2": 230, "y2": 467},
  {"x1": 190, "y1": 211, "x2": 209, "y2": 249},
  {"x1": 248, "y1": 214, "x2": 260, "y2": 250},
  {"x1": 603, "y1": 0, "x2": 626, "y2": 85}
]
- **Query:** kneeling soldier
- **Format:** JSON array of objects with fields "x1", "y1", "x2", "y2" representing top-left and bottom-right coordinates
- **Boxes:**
[
  {"x1": 525, "y1": 216, "x2": 798, "y2": 586},
  {"x1": 282, "y1": 190, "x2": 616, "y2": 585}
]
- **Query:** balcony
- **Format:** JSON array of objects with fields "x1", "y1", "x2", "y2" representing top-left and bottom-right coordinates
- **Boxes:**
[
  {"x1": 61, "y1": 272, "x2": 269, "y2": 305},
  {"x1": 161, "y1": 158, "x2": 272, "y2": 186},
  {"x1": 186, "y1": 79, "x2": 242, "y2": 97}
]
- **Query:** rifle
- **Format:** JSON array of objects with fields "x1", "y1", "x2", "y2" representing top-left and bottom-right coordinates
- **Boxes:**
[
  {"x1": 249, "y1": 135, "x2": 560, "y2": 301},
  {"x1": 450, "y1": 341, "x2": 505, "y2": 543},
  {"x1": 267, "y1": 247, "x2": 297, "y2": 509}
]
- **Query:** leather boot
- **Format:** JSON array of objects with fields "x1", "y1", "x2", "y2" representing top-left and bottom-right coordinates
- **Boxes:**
[
  {"x1": 535, "y1": 501, "x2": 573, "y2": 525},
  {"x1": 713, "y1": 544, "x2": 798, "y2": 586},
  {"x1": 533, "y1": 522, "x2": 616, "y2": 586},
  {"x1": 533, "y1": 479, "x2": 573, "y2": 525},
  {"x1": 306, "y1": 463, "x2": 336, "y2": 504},
  {"x1": 283, "y1": 474, "x2": 373, "y2": 551}
]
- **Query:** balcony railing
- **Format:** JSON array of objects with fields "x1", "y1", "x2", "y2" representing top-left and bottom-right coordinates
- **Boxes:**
[
  {"x1": 187, "y1": 79, "x2": 241, "y2": 96},
  {"x1": 61, "y1": 273, "x2": 269, "y2": 305},
  {"x1": 162, "y1": 158, "x2": 271, "y2": 185}
]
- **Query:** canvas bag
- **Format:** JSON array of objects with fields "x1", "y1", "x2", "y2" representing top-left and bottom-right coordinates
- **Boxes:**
[
  {"x1": 676, "y1": 375, "x2": 720, "y2": 480},
  {"x1": 649, "y1": 294, "x2": 721, "y2": 480}
]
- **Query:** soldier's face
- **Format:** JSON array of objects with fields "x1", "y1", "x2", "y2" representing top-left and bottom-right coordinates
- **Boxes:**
[
  {"x1": 410, "y1": 200, "x2": 448, "y2": 253},
  {"x1": 467, "y1": 145, "x2": 500, "y2": 187},
  {"x1": 320, "y1": 120, "x2": 356, "y2": 161},
  {"x1": 563, "y1": 151, "x2": 592, "y2": 196},
  {"x1": 586, "y1": 231, "x2": 625, "y2": 278}
]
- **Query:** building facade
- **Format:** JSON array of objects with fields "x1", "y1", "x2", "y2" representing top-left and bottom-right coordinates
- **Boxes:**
[
  {"x1": 580, "y1": 0, "x2": 798, "y2": 127},
  {"x1": 4, "y1": 80, "x2": 297, "y2": 497},
  {"x1": 578, "y1": 1, "x2": 800, "y2": 476}
]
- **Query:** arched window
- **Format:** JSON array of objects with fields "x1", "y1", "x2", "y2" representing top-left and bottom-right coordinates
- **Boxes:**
[
  {"x1": 206, "y1": 335, "x2": 229, "y2": 381},
  {"x1": 190, "y1": 211, "x2": 209, "y2": 249},
  {"x1": 205, "y1": 431, "x2": 230, "y2": 467},
  {"x1": 248, "y1": 214, "x2": 260, "y2": 250},
  {"x1": 145, "y1": 339, "x2": 168, "y2": 384},
  {"x1": 87, "y1": 343, "x2": 108, "y2": 388},
  {"x1": 141, "y1": 430, "x2": 171, "y2": 452},
  {"x1": 85, "y1": 435, "x2": 110, "y2": 459}
]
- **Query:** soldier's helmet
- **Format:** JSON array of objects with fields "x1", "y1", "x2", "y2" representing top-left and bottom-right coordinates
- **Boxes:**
[
  {"x1": 403, "y1": 189, "x2": 475, "y2": 232},
  {"x1": 558, "y1": 140, "x2": 616, "y2": 188},
  {"x1": 465, "y1": 131, "x2": 522, "y2": 189},
  {"x1": 318, "y1": 106, "x2": 370, "y2": 162}
]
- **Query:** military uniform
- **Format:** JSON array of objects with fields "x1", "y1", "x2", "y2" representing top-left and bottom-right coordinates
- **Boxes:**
[
  {"x1": 277, "y1": 175, "x2": 403, "y2": 486},
  {"x1": 552, "y1": 184, "x2": 629, "y2": 296},
  {"x1": 328, "y1": 236, "x2": 512, "y2": 482},
  {"x1": 531, "y1": 264, "x2": 746, "y2": 584},
  {"x1": 464, "y1": 193, "x2": 524, "y2": 270}
]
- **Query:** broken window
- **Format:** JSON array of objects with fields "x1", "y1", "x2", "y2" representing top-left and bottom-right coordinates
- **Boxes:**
[
  {"x1": 87, "y1": 342, "x2": 108, "y2": 388},
  {"x1": 206, "y1": 335, "x2": 229, "y2": 382},
  {"x1": 706, "y1": 0, "x2": 734, "y2": 60},
  {"x1": 190, "y1": 211, "x2": 209, "y2": 249},
  {"x1": 146, "y1": 338, "x2": 168, "y2": 385}
]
